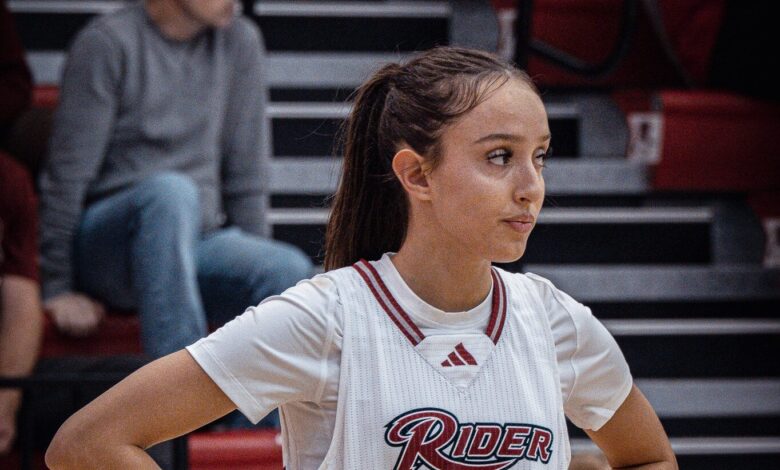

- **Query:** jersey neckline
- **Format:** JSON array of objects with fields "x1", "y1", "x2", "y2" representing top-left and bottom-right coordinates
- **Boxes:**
[{"x1": 352, "y1": 259, "x2": 508, "y2": 346}]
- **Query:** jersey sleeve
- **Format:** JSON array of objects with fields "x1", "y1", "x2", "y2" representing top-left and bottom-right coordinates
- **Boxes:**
[
  {"x1": 186, "y1": 274, "x2": 340, "y2": 424},
  {"x1": 526, "y1": 273, "x2": 633, "y2": 431}
]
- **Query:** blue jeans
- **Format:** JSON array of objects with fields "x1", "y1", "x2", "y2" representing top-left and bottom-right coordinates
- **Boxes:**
[{"x1": 74, "y1": 172, "x2": 312, "y2": 358}]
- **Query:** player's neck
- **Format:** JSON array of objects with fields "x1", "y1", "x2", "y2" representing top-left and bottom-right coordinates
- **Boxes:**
[{"x1": 393, "y1": 232, "x2": 492, "y2": 314}]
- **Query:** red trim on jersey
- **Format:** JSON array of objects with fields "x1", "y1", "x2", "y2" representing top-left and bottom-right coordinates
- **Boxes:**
[
  {"x1": 353, "y1": 260, "x2": 509, "y2": 347},
  {"x1": 486, "y1": 269, "x2": 508, "y2": 344},
  {"x1": 486, "y1": 271, "x2": 500, "y2": 338},
  {"x1": 455, "y1": 342, "x2": 478, "y2": 365},
  {"x1": 354, "y1": 260, "x2": 424, "y2": 345}
]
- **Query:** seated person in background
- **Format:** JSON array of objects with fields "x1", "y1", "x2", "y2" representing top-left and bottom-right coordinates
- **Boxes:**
[
  {"x1": 39, "y1": 0, "x2": 312, "y2": 359},
  {"x1": 0, "y1": 153, "x2": 44, "y2": 454}
]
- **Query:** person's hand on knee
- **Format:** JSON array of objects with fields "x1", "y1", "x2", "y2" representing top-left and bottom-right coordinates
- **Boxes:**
[{"x1": 45, "y1": 292, "x2": 105, "y2": 337}]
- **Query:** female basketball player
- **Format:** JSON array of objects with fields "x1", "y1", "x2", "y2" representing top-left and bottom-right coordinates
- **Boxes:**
[{"x1": 46, "y1": 47, "x2": 677, "y2": 469}]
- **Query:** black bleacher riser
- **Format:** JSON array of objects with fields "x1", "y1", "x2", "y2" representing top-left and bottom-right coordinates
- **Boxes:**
[
  {"x1": 272, "y1": 117, "x2": 580, "y2": 157},
  {"x1": 256, "y1": 16, "x2": 448, "y2": 52},
  {"x1": 675, "y1": 454, "x2": 780, "y2": 470},
  {"x1": 272, "y1": 119, "x2": 343, "y2": 157},
  {"x1": 271, "y1": 194, "x2": 330, "y2": 208},
  {"x1": 12, "y1": 12, "x2": 449, "y2": 54},
  {"x1": 617, "y1": 335, "x2": 780, "y2": 378},
  {"x1": 661, "y1": 417, "x2": 780, "y2": 438},
  {"x1": 273, "y1": 224, "x2": 327, "y2": 264},
  {"x1": 273, "y1": 222, "x2": 712, "y2": 265},
  {"x1": 13, "y1": 12, "x2": 92, "y2": 50},
  {"x1": 271, "y1": 88, "x2": 357, "y2": 102},
  {"x1": 522, "y1": 223, "x2": 710, "y2": 264},
  {"x1": 548, "y1": 118, "x2": 578, "y2": 157}
]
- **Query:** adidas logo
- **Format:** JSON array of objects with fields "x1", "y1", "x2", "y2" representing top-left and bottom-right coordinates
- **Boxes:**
[{"x1": 440, "y1": 342, "x2": 478, "y2": 367}]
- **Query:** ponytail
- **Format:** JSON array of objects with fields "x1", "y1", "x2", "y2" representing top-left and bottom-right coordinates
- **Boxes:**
[{"x1": 324, "y1": 64, "x2": 406, "y2": 270}]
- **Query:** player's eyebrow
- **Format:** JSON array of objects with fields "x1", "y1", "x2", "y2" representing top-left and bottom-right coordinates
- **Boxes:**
[{"x1": 473, "y1": 133, "x2": 551, "y2": 144}]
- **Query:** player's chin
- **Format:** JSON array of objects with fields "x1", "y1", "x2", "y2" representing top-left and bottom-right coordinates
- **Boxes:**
[{"x1": 491, "y1": 241, "x2": 528, "y2": 264}]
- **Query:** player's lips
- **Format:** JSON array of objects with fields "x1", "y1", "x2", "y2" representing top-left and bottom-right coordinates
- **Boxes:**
[{"x1": 503, "y1": 215, "x2": 535, "y2": 234}]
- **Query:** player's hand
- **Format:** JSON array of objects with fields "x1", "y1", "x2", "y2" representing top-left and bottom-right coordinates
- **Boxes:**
[{"x1": 45, "y1": 292, "x2": 105, "y2": 337}]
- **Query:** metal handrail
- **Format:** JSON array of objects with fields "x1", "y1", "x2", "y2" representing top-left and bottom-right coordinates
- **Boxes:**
[{"x1": 514, "y1": 0, "x2": 640, "y2": 79}]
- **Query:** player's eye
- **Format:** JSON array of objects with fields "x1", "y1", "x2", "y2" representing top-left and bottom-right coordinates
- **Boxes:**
[
  {"x1": 535, "y1": 146, "x2": 552, "y2": 168},
  {"x1": 487, "y1": 148, "x2": 513, "y2": 166}
]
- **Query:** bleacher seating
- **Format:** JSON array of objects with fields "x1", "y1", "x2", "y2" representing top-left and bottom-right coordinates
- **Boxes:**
[
  {"x1": 653, "y1": 90, "x2": 780, "y2": 192},
  {"x1": 5, "y1": 0, "x2": 779, "y2": 469}
]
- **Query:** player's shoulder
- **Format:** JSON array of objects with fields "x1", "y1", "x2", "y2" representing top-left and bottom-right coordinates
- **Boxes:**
[
  {"x1": 272, "y1": 270, "x2": 342, "y2": 308},
  {"x1": 492, "y1": 266, "x2": 556, "y2": 296},
  {"x1": 494, "y1": 267, "x2": 588, "y2": 319},
  {"x1": 270, "y1": 265, "x2": 362, "y2": 315}
]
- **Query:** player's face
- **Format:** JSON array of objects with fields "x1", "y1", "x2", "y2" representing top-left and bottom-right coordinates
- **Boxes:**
[
  {"x1": 177, "y1": 0, "x2": 238, "y2": 29},
  {"x1": 425, "y1": 79, "x2": 549, "y2": 263}
]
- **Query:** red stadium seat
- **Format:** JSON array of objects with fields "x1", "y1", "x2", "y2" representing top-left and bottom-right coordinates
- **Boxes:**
[
  {"x1": 491, "y1": 0, "x2": 725, "y2": 89},
  {"x1": 653, "y1": 90, "x2": 780, "y2": 192},
  {"x1": 31, "y1": 85, "x2": 59, "y2": 108}
]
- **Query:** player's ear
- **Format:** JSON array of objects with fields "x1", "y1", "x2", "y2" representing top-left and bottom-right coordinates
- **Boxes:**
[{"x1": 392, "y1": 148, "x2": 432, "y2": 201}]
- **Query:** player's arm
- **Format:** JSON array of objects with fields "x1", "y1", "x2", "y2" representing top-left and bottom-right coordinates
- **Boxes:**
[
  {"x1": 585, "y1": 384, "x2": 677, "y2": 469},
  {"x1": 45, "y1": 350, "x2": 235, "y2": 469}
]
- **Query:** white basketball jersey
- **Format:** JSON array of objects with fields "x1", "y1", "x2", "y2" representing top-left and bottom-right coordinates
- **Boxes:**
[{"x1": 319, "y1": 260, "x2": 570, "y2": 469}]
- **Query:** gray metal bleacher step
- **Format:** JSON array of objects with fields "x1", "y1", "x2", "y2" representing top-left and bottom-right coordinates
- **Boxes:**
[
  {"x1": 571, "y1": 437, "x2": 780, "y2": 456},
  {"x1": 268, "y1": 101, "x2": 579, "y2": 119},
  {"x1": 266, "y1": 206, "x2": 710, "y2": 225},
  {"x1": 522, "y1": 265, "x2": 780, "y2": 301},
  {"x1": 255, "y1": 1, "x2": 451, "y2": 18},
  {"x1": 635, "y1": 379, "x2": 780, "y2": 417},
  {"x1": 268, "y1": 158, "x2": 649, "y2": 195},
  {"x1": 602, "y1": 318, "x2": 780, "y2": 335},
  {"x1": 266, "y1": 52, "x2": 411, "y2": 88},
  {"x1": 22, "y1": 51, "x2": 62, "y2": 85},
  {"x1": 569, "y1": 379, "x2": 780, "y2": 465},
  {"x1": 7, "y1": 0, "x2": 124, "y2": 14}
]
